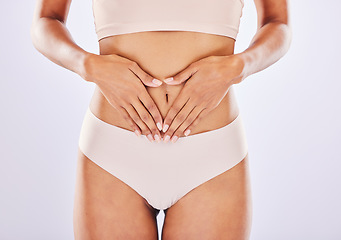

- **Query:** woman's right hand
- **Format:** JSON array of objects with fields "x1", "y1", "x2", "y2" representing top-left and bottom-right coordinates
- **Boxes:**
[{"x1": 83, "y1": 53, "x2": 164, "y2": 142}]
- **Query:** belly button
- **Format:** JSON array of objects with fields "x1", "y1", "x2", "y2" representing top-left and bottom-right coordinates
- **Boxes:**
[{"x1": 165, "y1": 84, "x2": 169, "y2": 102}]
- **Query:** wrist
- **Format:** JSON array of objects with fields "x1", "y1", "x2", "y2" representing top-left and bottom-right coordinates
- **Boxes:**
[
  {"x1": 231, "y1": 52, "x2": 252, "y2": 85},
  {"x1": 80, "y1": 52, "x2": 99, "y2": 83},
  {"x1": 223, "y1": 53, "x2": 247, "y2": 85}
]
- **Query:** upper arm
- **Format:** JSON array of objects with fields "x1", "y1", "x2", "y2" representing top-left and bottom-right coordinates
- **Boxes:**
[
  {"x1": 32, "y1": 0, "x2": 72, "y2": 24},
  {"x1": 253, "y1": 0, "x2": 290, "y2": 29}
]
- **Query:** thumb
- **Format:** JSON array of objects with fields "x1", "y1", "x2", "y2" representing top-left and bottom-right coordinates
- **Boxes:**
[
  {"x1": 164, "y1": 64, "x2": 197, "y2": 85},
  {"x1": 142, "y1": 76, "x2": 164, "y2": 87},
  {"x1": 130, "y1": 61, "x2": 163, "y2": 87}
]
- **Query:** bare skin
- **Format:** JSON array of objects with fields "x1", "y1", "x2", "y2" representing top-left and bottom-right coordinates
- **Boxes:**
[
  {"x1": 88, "y1": 31, "x2": 240, "y2": 142},
  {"x1": 31, "y1": 0, "x2": 291, "y2": 239}
]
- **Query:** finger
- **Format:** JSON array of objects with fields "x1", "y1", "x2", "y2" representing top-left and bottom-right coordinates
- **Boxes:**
[
  {"x1": 129, "y1": 61, "x2": 163, "y2": 87},
  {"x1": 116, "y1": 105, "x2": 142, "y2": 137},
  {"x1": 133, "y1": 98, "x2": 162, "y2": 142},
  {"x1": 127, "y1": 103, "x2": 158, "y2": 143},
  {"x1": 163, "y1": 98, "x2": 196, "y2": 141},
  {"x1": 138, "y1": 91, "x2": 164, "y2": 131},
  {"x1": 175, "y1": 107, "x2": 210, "y2": 140},
  {"x1": 164, "y1": 62, "x2": 198, "y2": 85},
  {"x1": 162, "y1": 91, "x2": 190, "y2": 133},
  {"x1": 123, "y1": 103, "x2": 152, "y2": 137}
]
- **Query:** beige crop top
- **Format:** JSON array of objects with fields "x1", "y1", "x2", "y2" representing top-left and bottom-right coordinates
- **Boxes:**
[{"x1": 92, "y1": 0, "x2": 244, "y2": 41}]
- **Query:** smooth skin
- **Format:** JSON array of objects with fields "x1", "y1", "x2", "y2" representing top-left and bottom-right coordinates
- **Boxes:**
[
  {"x1": 84, "y1": 53, "x2": 165, "y2": 141},
  {"x1": 161, "y1": 54, "x2": 244, "y2": 142},
  {"x1": 31, "y1": 0, "x2": 291, "y2": 239},
  {"x1": 161, "y1": 0, "x2": 293, "y2": 142}
]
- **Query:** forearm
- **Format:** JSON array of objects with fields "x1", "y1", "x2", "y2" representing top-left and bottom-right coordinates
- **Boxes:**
[
  {"x1": 30, "y1": 17, "x2": 94, "y2": 81},
  {"x1": 236, "y1": 21, "x2": 292, "y2": 81}
]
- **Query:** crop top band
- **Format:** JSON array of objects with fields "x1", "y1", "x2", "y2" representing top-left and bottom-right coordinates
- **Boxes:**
[{"x1": 92, "y1": 0, "x2": 244, "y2": 41}]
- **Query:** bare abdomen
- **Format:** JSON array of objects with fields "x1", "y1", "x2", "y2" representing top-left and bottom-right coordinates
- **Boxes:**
[{"x1": 89, "y1": 31, "x2": 240, "y2": 136}]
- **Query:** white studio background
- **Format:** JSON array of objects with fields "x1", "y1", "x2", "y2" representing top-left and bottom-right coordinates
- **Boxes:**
[{"x1": 1, "y1": 0, "x2": 340, "y2": 239}]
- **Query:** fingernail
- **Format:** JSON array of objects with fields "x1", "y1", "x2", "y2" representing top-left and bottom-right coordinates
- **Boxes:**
[
  {"x1": 171, "y1": 135, "x2": 178, "y2": 143},
  {"x1": 134, "y1": 129, "x2": 141, "y2": 137},
  {"x1": 152, "y1": 78, "x2": 163, "y2": 86},
  {"x1": 163, "y1": 135, "x2": 170, "y2": 143},
  {"x1": 147, "y1": 134, "x2": 154, "y2": 142},
  {"x1": 154, "y1": 134, "x2": 161, "y2": 142},
  {"x1": 162, "y1": 124, "x2": 169, "y2": 132},
  {"x1": 184, "y1": 129, "x2": 191, "y2": 136},
  {"x1": 156, "y1": 122, "x2": 162, "y2": 131},
  {"x1": 164, "y1": 77, "x2": 173, "y2": 83}
]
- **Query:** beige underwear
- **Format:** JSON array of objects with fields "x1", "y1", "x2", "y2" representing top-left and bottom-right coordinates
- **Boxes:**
[{"x1": 78, "y1": 107, "x2": 248, "y2": 210}]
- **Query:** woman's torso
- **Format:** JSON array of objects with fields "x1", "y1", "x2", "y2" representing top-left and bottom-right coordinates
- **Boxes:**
[{"x1": 89, "y1": 31, "x2": 240, "y2": 138}]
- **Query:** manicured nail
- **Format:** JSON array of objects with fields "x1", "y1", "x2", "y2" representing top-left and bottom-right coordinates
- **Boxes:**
[
  {"x1": 171, "y1": 136, "x2": 178, "y2": 143},
  {"x1": 147, "y1": 134, "x2": 154, "y2": 142},
  {"x1": 156, "y1": 122, "x2": 163, "y2": 131},
  {"x1": 134, "y1": 129, "x2": 141, "y2": 137},
  {"x1": 163, "y1": 135, "x2": 170, "y2": 143},
  {"x1": 164, "y1": 77, "x2": 174, "y2": 83},
  {"x1": 184, "y1": 129, "x2": 191, "y2": 136},
  {"x1": 162, "y1": 124, "x2": 169, "y2": 132},
  {"x1": 152, "y1": 78, "x2": 163, "y2": 86},
  {"x1": 154, "y1": 134, "x2": 161, "y2": 142}
]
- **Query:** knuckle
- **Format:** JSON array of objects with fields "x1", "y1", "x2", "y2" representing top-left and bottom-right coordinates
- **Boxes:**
[
  {"x1": 132, "y1": 115, "x2": 140, "y2": 123},
  {"x1": 199, "y1": 111, "x2": 207, "y2": 120},
  {"x1": 171, "y1": 106, "x2": 180, "y2": 113},
  {"x1": 147, "y1": 104, "x2": 154, "y2": 111},
  {"x1": 186, "y1": 117, "x2": 194, "y2": 123},
  {"x1": 177, "y1": 114, "x2": 185, "y2": 122},
  {"x1": 193, "y1": 116, "x2": 201, "y2": 123},
  {"x1": 129, "y1": 61, "x2": 137, "y2": 68},
  {"x1": 192, "y1": 119, "x2": 199, "y2": 126},
  {"x1": 122, "y1": 115, "x2": 129, "y2": 121},
  {"x1": 141, "y1": 114, "x2": 149, "y2": 122}
]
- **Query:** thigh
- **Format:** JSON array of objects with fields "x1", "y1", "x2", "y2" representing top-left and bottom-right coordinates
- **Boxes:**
[
  {"x1": 161, "y1": 154, "x2": 252, "y2": 240},
  {"x1": 73, "y1": 148, "x2": 160, "y2": 240}
]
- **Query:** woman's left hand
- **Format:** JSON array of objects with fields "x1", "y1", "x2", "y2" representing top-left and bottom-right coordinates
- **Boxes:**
[{"x1": 162, "y1": 54, "x2": 245, "y2": 143}]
